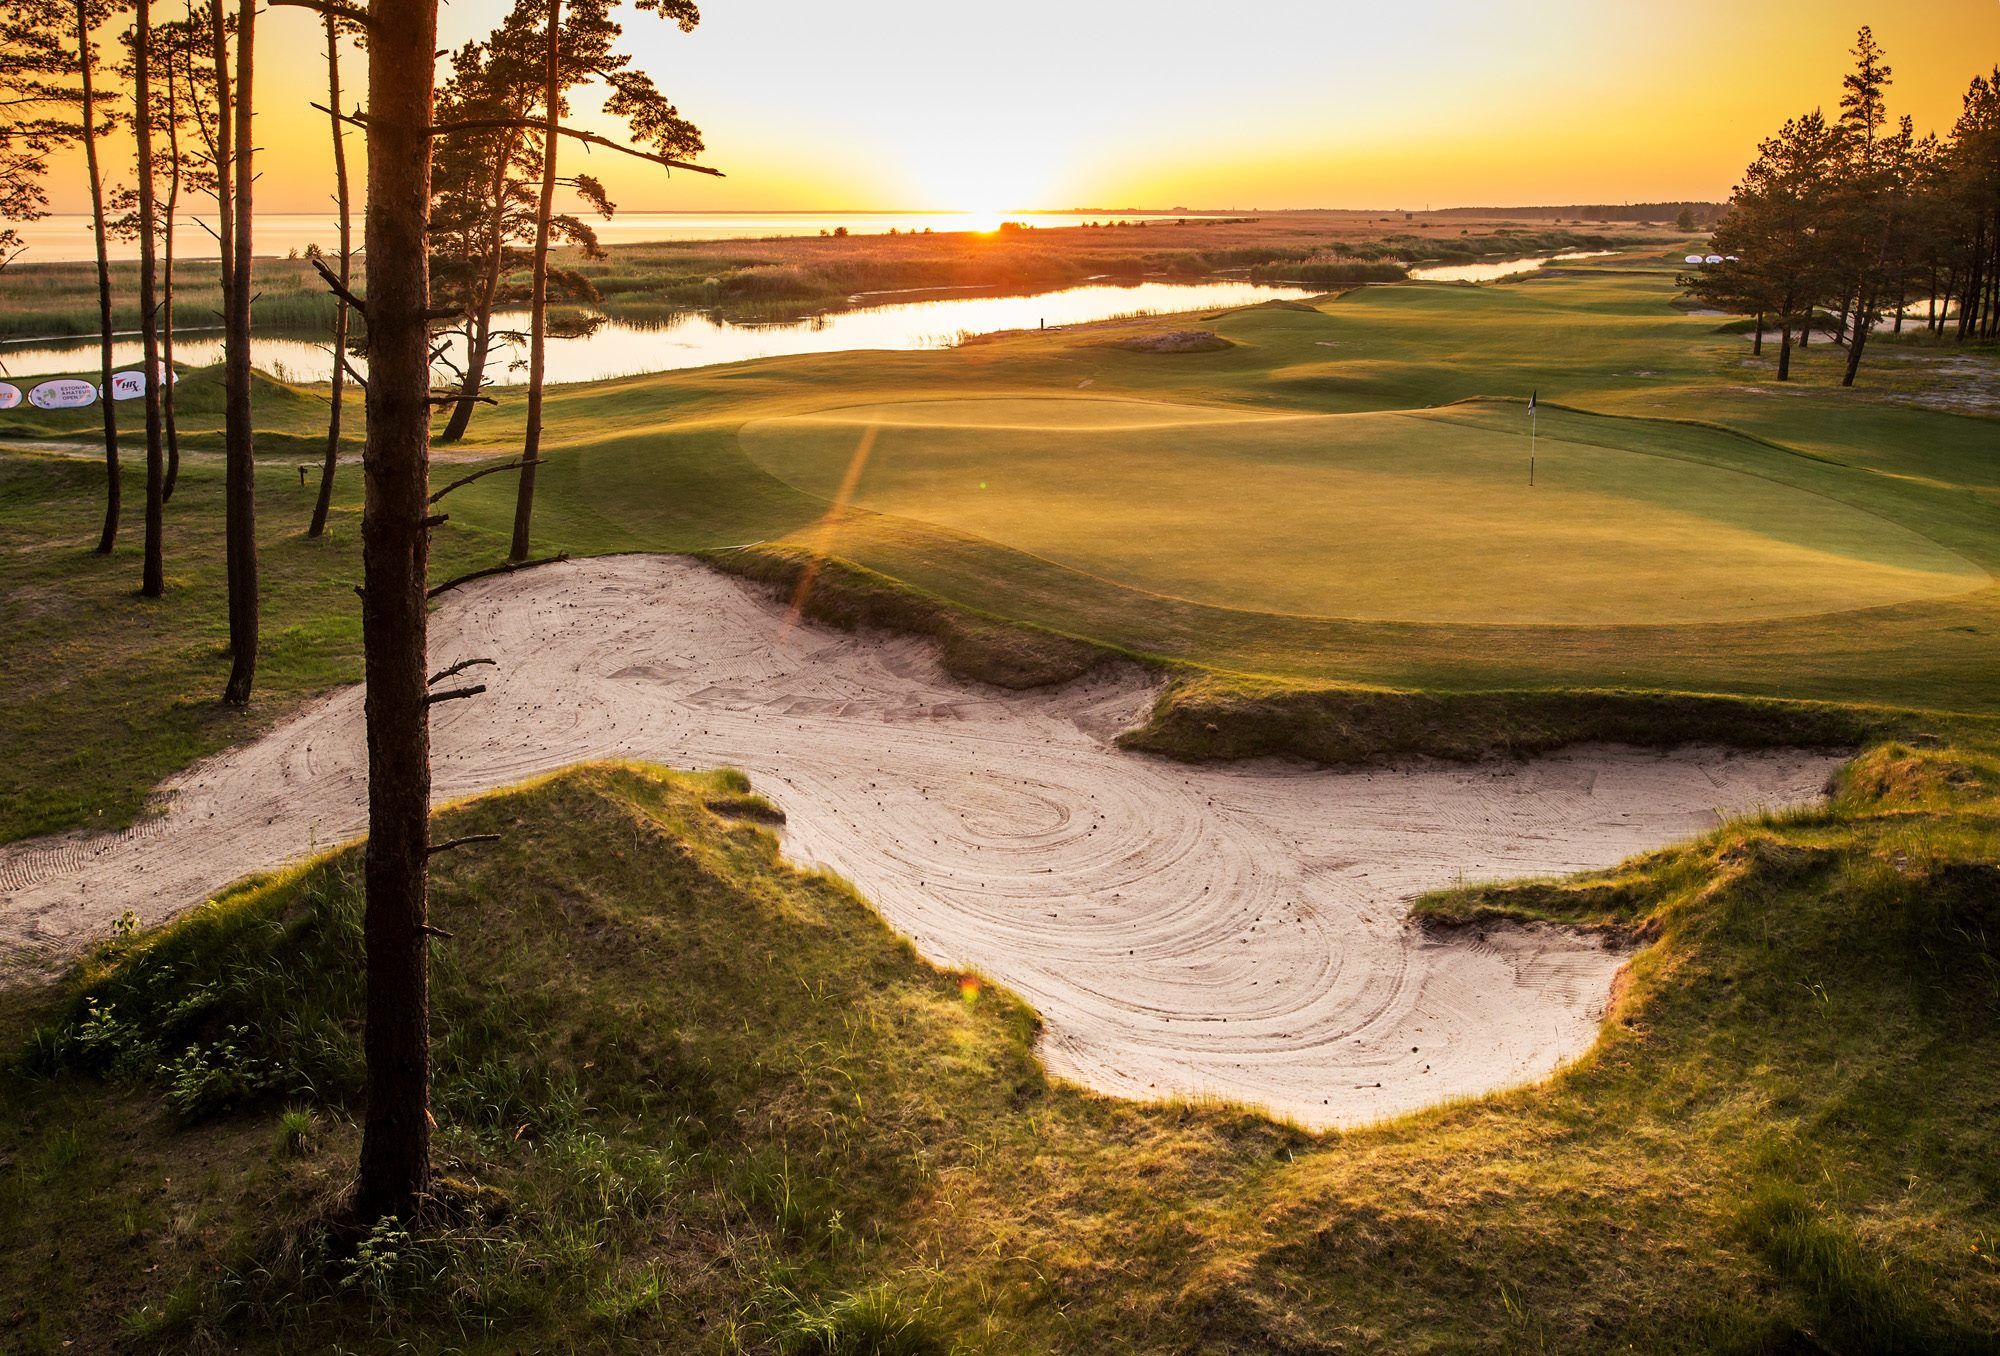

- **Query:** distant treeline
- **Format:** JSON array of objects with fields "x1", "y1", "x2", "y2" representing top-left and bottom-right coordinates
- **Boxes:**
[{"x1": 1429, "y1": 203, "x2": 1727, "y2": 224}]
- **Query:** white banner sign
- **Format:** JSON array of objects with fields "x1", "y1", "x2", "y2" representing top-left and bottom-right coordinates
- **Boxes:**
[
  {"x1": 27, "y1": 378, "x2": 98, "y2": 410},
  {"x1": 0, "y1": 382, "x2": 20, "y2": 410},
  {"x1": 108, "y1": 364, "x2": 176, "y2": 401}
]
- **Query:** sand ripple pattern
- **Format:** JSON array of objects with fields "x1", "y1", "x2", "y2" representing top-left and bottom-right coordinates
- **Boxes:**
[{"x1": 0, "y1": 557, "x2": 1840, "y2": 1127}]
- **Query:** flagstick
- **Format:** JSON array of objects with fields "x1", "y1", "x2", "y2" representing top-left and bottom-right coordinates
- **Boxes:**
[{"x1": 1530, "y1": 401, "x2": 1537, "y2": 486}]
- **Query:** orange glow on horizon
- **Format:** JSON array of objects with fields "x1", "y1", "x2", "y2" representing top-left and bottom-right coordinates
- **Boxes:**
[{"x1": 30, "y1": 0, "x2": 2000, "y2": 219}]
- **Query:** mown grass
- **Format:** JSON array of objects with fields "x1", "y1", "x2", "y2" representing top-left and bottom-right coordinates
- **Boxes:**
[
  {"x1": 3, "y1": 257, "x2": 1996, "y2": 850},
  {"x1": 0, "y1": 754, "x2": 1993, "y2": 1351},
  {"x1": 0, "y1": 442, "x2": 497, "y2": 843}
]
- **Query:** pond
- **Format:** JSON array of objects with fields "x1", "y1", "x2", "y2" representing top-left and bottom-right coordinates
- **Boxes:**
[
  {"x1": 0, "y1": 278, "x2": 1318, "y2": 388},
  {"x1": 1407, "y1": 250, "x2": 1617, "y2": 283}
]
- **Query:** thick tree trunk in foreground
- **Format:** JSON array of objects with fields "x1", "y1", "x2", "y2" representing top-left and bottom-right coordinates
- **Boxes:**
[
  {"x1": 356, "y1": 0, "x2": 441, "y2": 1224},
  {"x1": 508, "y1": 0, "x2": 562, "y2": 563},
  {"x1": 136, "y1": 0, "x2": 166, "y2": 597},
  {"x1": 309, "y1": 9, "x2": 351, "y2": 539},
  {"x1": 79, "y1": 0, "x2": 120, "y2": 556},
  {"x1": 221, "y1": 0, "x2": 258, "y2": 704}
]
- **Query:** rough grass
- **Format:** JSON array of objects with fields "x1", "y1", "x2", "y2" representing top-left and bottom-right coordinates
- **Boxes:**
[
  {"x1": 705, "y1": 543, "x2": 1114, "y2": 690},
  {"x1": 0, "y1": 448, "x2": 497, "y2": 844},
  {"x1": 0, "y1": 756, "x2": 1995, "y2": 1351},
  {"x1": 1116, "y1": 672, "x2": 1912, "y2": 768}
]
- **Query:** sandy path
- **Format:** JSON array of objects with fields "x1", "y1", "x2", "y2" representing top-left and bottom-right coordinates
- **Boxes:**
[{"x1": 0, "y1": 557, "x2": 1840, "y2": 1128}]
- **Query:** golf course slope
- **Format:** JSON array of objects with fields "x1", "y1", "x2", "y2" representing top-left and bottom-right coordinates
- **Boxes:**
[
  {"x1": 0, "y1": 556, "x2": 1839, "y2": 1128},
  {"x1": 740, "y1": 396, "x2": 1988, "y2": 626},
  {"x1": 9, "y1": 745, "x2": 1998, "y2": 1352}
]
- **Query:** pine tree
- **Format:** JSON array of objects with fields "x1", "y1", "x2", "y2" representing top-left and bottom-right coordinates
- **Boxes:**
[
  {"x1": 0, "y1": 0, "x2": 75, "y2": 278},
  {"x1": 502, "y1": 0, "x2": 709, "y2": 561}
]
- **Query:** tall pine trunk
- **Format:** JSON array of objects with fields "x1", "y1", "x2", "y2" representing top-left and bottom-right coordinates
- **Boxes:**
[
  {"x1": 79, "y1": 0, "x2": 120, "y2": 556},
  {"x1": 356, "y1": 0, "x2": 441, "y2": 1224},
  {"x1": 508, "y1": 0, "x2": 562, "y2": 563},
  {"x1": 309, "y1": 10, "x2": 351, "y2": 539},
  {"x1": 221, "y1": 0, "x2": 258, "y2": 705},
  {"x1": 136, "y1": 0, "x2": 166, "y2": 597},
  {"x1": 161, "y1": 41, "x2": 182, "y2": 502}
]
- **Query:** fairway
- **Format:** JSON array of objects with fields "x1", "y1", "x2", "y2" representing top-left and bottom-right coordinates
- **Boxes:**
[{"x1": 740, "y1": 396, "x2": 1989, "y2": 626}]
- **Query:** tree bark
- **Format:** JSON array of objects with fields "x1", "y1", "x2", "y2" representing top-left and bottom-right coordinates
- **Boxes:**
[
  {"x1": 1841, "y1": 286, "x2": 1872, "y2": 387},
  {"x1": 1752, "y1": 311, "x2": 1763, "y2": 356},
  {"x1": 78, "y1": 0, "x2": 120, "y2": 556},
  {"x1": 508, "y1": 0, "x2": 561, "y2": 563},
  {"x1": 355, "y1": 0, "x2": 441, "y2": 1224},
  {"x1": 309, "y1": 9, "x2": 352, "y2": 539},
  {"x1": 221, "y1": 0, "x2": 258, "y2": 705},
  {"x1": 1776, "y1": 293, "x2": 1795, "y2": 382},
  {"x1": 161, "y1": 34, "x2": 182, "y2": 502},
  {"x1": 136, "y1": 0, "x2": 167, "y2": 597}
]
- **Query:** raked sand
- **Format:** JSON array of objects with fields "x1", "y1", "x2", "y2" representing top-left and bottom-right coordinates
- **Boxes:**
[{"x1": 0, "y1": 556, "x2": 1841, "y2": 1129}]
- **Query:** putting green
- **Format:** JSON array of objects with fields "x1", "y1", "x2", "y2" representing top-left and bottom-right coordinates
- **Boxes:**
[{"x1": 738, "y1": 397, "x2": 1988, "y2": 627}]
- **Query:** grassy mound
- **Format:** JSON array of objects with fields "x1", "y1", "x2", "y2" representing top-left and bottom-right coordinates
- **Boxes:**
[
  {"x1": 705, "y1": 543, "x2": 1115, "y2": 689},
  {"x1": 1118, "y1": 672, "x2": 1896, "y2": 767},
  {"x1": 2, "y1": 757, "x2": 1996, "y2": 1351}
]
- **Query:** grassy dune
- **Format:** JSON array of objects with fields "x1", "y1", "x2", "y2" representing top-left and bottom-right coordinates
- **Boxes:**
[{"x1": 0, "y1": 757, "x2": 1993, "y2": 1351}]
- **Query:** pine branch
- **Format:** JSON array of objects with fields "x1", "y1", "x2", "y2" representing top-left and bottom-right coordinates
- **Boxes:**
[
  {"x1": 426, "y1": 552, "x2": 570, "y2": 601},
  {"x1": 427, "y1": 457, "x2": 540, "y2": 504},
  {"x1": 310, "y1": 256, "x2": 365, "y2": 315},
  {"x1": 266, "y1": 0, "x2": 375, "y2": 31},
  {"x1": 425, "y1": 683, "x2": 487, "y2": 706},
  {"x1": 428, "y1": 656, "x2": 496, "y2": 686},
  {"x1": 307, "y1": 102, "x2": 722, "y2": 176}
]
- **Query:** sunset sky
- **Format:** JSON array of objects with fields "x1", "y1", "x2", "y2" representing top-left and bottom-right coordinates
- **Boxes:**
[{"x1": 42, "y1": 0, "x2": 2000, "y2": 218}]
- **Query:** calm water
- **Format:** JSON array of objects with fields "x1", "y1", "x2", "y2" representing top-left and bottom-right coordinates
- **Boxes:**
[
  {"x1": 0, "y1": 279, "x2": 1316, "y2": 387},
  {"x1": 9, "y1": 211, "x2": 1216, "y2": 265},
  {"x1": 1407, "y1": 250, "x2": 1616, "y2": 283}
]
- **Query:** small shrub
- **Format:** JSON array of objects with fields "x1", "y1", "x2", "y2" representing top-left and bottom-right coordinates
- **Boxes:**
[
  {"x1": 274, "y1": 1106, "x2": 318, "y2": 1159},
  {"x1": 776, "y1": 1285, "x2": 945, "y2": 1356},
  {"x1": 159, "y1": 1027, "x2": 276, "y2": 1123}
]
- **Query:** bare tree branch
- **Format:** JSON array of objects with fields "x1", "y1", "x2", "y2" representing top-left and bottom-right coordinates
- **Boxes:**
[
  {"x1": 310, "y1": 256, "x2": 365, "y2": 315},
  {"x1": 304, "y1": 102, "x2": 722, "y2": 176},
  {"x1": 426, "y1": 551, "x2": 570, "y2": 601},
  {"x1": 427, "y1": 834, "x2": 500, "y2": 856},
  {"x1": 428, "y1": 656, "x2": 497, "y2": 685},
  {"x1": 428, "y1": 457, "x2": 541, "y2": 504},
  {"x1": 425, "y1": 683, "x2": 487, "y2": 706},
  {"x1": 267, "y1": 0, "x2": 375, "y2": 32}
]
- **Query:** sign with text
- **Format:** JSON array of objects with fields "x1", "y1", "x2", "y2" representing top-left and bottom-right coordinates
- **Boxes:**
[
  {"x1": 27, "y1": 378, "x2": 98, "y2": 410},
  {"x1": 0, "y1": 382, "x2": 20, "y2": 410},
  {"x1": 107, "y1": 364, "x2": 177, "y2": 401}
]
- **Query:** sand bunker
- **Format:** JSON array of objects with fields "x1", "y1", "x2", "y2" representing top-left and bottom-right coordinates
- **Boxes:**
[{"x1": 0, "y1": 557, "x2": 1840, "y2": 1128}]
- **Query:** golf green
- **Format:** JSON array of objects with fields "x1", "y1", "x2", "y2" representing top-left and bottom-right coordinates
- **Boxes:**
[{"x1": 739, "y1": 396, "x2": 1988, "y2": 627}]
